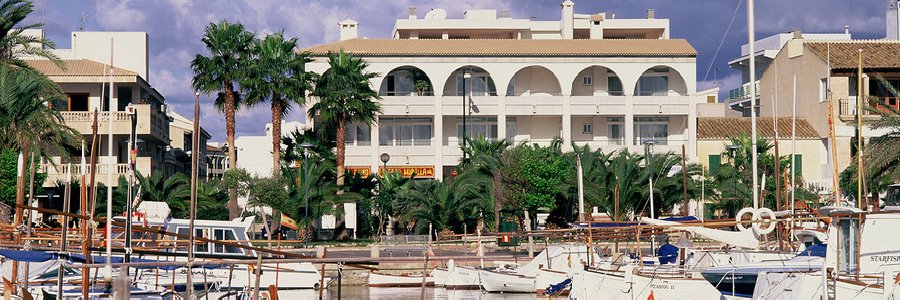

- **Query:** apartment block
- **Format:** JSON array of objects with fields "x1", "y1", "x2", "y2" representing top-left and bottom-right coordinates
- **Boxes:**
[{"x1": 306, "y1": 1, "x2": 709, "y2": 179}]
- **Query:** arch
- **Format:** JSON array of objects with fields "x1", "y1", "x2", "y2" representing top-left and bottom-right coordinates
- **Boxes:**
[
  {"x1": 506, "y1": 66, "x2": 561, "y2": 96},
  {"x1": 632, "y1": 65, "x2": 688, "y2": 96},
  {"x1": 378, "y1": 66, "x2": 434, "y2": 96},
  {"x1": 442, "y1": 66, "x2": 498, "y2": 97},
  {"x1": 571, "y1": 65, "x2": 624, "y2": 97}
]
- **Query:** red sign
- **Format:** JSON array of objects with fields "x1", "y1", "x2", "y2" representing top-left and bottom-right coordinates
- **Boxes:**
[
  {"x1": 379, "y1": 166, "x2": 435, "y2": 178},
  {"x1": 346, "y1": 167, "x2": 372, "y2": 177}
]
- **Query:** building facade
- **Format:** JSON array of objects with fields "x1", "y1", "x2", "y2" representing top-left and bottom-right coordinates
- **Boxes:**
[
  {"x1": 166, "y1": 111, "x2": 211, "y2": 178},
  {"x1": 306, "y1": 1, "x2": 709, "y2": 179},
  {"x1": 27, "y1": 31, "x2": 170, "y2": 187},
  {"x1": 234, "y1": 122, "x2": 306, "y2": 177}
]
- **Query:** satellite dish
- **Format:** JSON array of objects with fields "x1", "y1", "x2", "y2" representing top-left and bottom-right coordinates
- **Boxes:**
[{"x1": 424, "y1": 8, "x2": 447, "y2": 20}]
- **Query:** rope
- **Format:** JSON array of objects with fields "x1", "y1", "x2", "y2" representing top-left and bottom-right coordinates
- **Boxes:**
[{"x1": 700, "y1": 0, "x2": 746, "y2": 86}]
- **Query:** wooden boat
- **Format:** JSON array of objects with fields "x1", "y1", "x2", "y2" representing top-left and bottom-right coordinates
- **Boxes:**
[
  {"x1": 430, "y1": 267, "x2": 448, "y2": 287},
  {"x1": 367, "y1": 272, "x2": 433, "y2": 287},
  {"x1": 444, "y1": 260, "x2": 481, "y2": 290}
]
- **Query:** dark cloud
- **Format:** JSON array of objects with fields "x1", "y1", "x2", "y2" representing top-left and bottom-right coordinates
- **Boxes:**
[{"x1": 24, "y1": 0, "x2": 891, "y2": 141}]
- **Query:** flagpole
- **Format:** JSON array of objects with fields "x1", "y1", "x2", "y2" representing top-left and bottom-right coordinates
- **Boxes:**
[
  {"x1": 748, "y1": 0, "x2": 759, "y2": 210},
  {"x1": 856, "y1": 49, "x2": 864, "y2": 209},
  {"x1": 104, "y1": 37, "x2": 114, "y2": 282}
]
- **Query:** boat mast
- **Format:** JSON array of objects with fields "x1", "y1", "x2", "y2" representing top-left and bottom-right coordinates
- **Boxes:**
[
  {"x1": 827, "y1": 43, "x2": 842, "y2": 205},
  {"x1": 186, "y1": 91, "x2": 201, "y2": 297},
  {"x1": 104, "y1": 37, "x2": 114, "y2": 282},
  {"x1": 748, "y1": 0, "x2": 759, "y2": 209},
  {"x1": 856, "y1": 49, "x2": 864, "y2": 210}
]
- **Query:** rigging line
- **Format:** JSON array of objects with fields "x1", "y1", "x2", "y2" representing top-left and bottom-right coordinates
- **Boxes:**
[{"x1": 700, "y1": 0, "x2": 745, "y2": 86}]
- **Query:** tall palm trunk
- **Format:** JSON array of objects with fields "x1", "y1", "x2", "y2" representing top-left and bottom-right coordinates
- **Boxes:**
[
  {"x1": 224, "y1": 83, "x2": 240, "y2": 219},
  {"x1": 336, "y1": 117, "x2": 347, "y2": 187},
  {"x1": 271, "y1": 94, "x2": 283, "y2": 176}
]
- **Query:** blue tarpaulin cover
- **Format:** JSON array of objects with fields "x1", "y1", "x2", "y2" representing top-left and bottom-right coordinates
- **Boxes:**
[
  {"x1": 0, "y1": 250, "x2": 59, "y2": 262},
  {"x1": 661, "y1": 216, "x2": 699, "y2": 222},
  {"x1": 657, "y1": 244, "x2": 679, "y2": 264},
  {"x1": 796, "y1": 243, "x2": 827, "y2": 257},
  {"x1": 543, "y1": 278, "x2": 571, "y2": 295}
]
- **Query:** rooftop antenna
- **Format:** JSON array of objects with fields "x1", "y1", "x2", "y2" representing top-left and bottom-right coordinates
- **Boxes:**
[{"x1": 80, "y1": 12, "x2": 86, "y2": 31}]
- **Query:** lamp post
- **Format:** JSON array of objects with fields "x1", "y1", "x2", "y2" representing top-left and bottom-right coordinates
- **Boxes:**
[
  {"x1": 727, "y1": 144, "x2": 740, "y2": 217},
  {"x1": 299, "y1": 142, "x2": 314, "y2": 248},
  {"x1": 643, "y1": 139, "x2": 656, "y2": 256},
  {"x1": 643, "y1": 140, "x2": 656, "y2": 219},
  {"x1": 461, "y1": 69, "x2": 471, "y2": 159},
  {"x1": 380, "y1": 153, "x2": 391, "y2": 174}
]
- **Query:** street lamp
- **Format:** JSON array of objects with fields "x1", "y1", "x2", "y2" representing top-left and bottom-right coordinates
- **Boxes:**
[
  {"x1": 642, "y1": 140, "x2": 656, "y2": 219},
  {"x1": 461, "y1": 69, "x2": 472, "y2": 159},
  {"x1": 380, "y1": 153, "x2": 391, "y2": 174},
  {"x1": 642, "y1": 139, "x2": 656, "y2": 256},
  {"x1": 299, "y1": 142, "x2": 314, "y2": 248},
  {"x1": 727, "y1": 144, "x2": 740, "y2": 217}
]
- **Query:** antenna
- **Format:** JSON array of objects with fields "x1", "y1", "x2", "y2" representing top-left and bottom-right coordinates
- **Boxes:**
[{"x1": 80, "y1": 12, "x2": 86, "y2": 31}]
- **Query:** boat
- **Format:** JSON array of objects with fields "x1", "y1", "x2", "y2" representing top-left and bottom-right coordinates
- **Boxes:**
[
  {"x1": 40, "y1": 286, "x2": 176, "y2": 300},
  {"x1": 367, "y1": 272, "x2": 433, "y2": 287},
  {"x1": 700, "y1": 252, "x2": 824, "y2": 298},
  {"x1": 479, "y1": 244, "x2": 597, "y2": 293},
  {"x1": 444, "y1": 260, "x2": 481, "y2": 290},
  {"x1": 430, "y1": 267, "x2": 448, "y2": 287}
]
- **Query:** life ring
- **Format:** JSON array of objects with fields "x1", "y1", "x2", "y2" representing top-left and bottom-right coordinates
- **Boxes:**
[
  {"x1": 735, "y1": 207, "x2": 756, "y2": 232},
  {"x1": 752, "y1": 207, "x2": 777, "y2": 235}
]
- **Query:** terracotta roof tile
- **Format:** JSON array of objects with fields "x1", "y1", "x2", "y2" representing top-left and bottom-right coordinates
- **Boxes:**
[
  {"x1": 26, "y1": 59, "x2": 138, "y2": 77},
  {"x1": 304, "y1": 38, "x2": 697, "y2": 57},
  {"x1": 697, "y1": 117, "x2": 820, "y2": 140},
  {"x1": 806, "y1": 40, "x2": 900, "y2": 69}
]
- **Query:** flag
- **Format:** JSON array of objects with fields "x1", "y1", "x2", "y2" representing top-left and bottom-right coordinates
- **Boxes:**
[
  {"x1": 280, "y1": 213, "x2": 298, "y2": 230},
  {"x1": 648, "y1": 290, "x2": 655, "y2": 300}
]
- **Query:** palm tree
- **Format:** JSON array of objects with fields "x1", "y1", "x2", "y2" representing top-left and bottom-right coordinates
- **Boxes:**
[
  {"x1": 455, "y1": 136, "x2": 508, "y2": 231},
  {"x1": 135, "y1": 172, "x2": 189, "y2": 216},
  {"x1": 191, "y1": 20, "x2": 254, "y2": 218},
  {"x1": 373, "y1": 170, "x2": 416, "y2": 235},
  {"x1": 0, "y1": 65, "x2": 79, "y2": 160},
  {"x1": 0, "y1": 0, "x2": 62, "y2": 68},
  {"x1": 243, "y1": 31, "x2": 314, "y2": 174},
  {"x1": 308, "y1": 49, "x2": 381, "y2": 187}
]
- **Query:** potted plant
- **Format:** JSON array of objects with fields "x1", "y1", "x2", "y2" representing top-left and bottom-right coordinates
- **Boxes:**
[{"x1": 415, "y1": 80, "x2": 430, "y2": 96}]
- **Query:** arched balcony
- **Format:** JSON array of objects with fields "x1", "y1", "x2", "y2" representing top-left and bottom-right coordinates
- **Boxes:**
[
  {"x1": 633, "y1": 66, "x2": 688, "y2": 96},
  {"x1": 571, "y1": 65, "x2": 623, "y2": 96},
  {"x1": 506, "y1": 66, "x2": 561, "y2": 96},
  {"x1": 442, "y1": 66, "x2": 498, "y2": 97},
  {"x1": 379, "y1": 66, "x2": 434, "y2": 96}
]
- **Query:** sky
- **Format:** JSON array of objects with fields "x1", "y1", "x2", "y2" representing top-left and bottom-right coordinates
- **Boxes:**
[{"x1": 25, "y1": 0, "x2": 890, "y2": 142}]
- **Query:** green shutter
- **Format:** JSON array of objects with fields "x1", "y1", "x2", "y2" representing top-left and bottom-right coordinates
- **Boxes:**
[
  {"x1": 709, "y1": 154, "x2": 721, "y2": 176},
  {"x1": 794, "y1": 154, "x2": 803, "y2": 177}
]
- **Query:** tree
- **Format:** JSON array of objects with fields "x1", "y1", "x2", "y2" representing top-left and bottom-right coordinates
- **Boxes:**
[
  {"x1": 190, "y1": 20, "x2": 255, "y2": 219},
  {"x1": 0, "y1": 65, "x2": 79, "y2": 160},
  {"x1": 373, "y1": 171, "x2": 416, "y2": 236},
  {"x1": 504, "y1": 140, "x2": 572, "y2": 212},
  {"x1": 194, "y1": 180, "x2": 229, "y2": 221},
  {"x1": 243, "y1": 31, "x2": 314, "y2": 174},
  {"x1": 0, "y1": 149, "x2": 44, "y2": 207},
  {"x1": 308, "y1": 49, "x2": 381, "y2": 188},
  {"x1": 455, "y1": 136, "x2": 508, "y2": 231},
  {"x1": 135, "y1": 172, "x2": 189, "y2": 216},
  {"x1": 0, "y1": 0, "x2": 62, "y2": 68}
]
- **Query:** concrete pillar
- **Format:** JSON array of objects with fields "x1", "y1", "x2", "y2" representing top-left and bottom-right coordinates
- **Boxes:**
[
  {"x1": 560, "y1": 0, "x2": 574, "y2": 39},
  {"x1": 687, "y1": 96, "x2": 698, "y2": 162},
  {"x1": 434, "y1": 94, "x2": 444, "y2": 179},
  {"x1": 562, "y1": 94, "x2": 572, "y2": 150},
  {"x1": 371, "y1": 117, "x2": 380, "y2": 175},
  {"x1": 498, "y1": 94, "x2": 507, "y2": 141},
  {"x1": 625, "y1": 96, "x2": 635, "y2": 148}
]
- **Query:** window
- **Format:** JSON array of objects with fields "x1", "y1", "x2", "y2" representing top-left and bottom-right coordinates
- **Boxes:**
[
  {"x1": 345, "y1": 123, "x2": 371, "y2": 146},
  {"x1": 709, "y1": 154, "x2": 721, "y2": 175},
  {"x1": 634, "y1": 116, "x2": 669, "y2": 145},
  {"x1": 213, "y1": 229, "x2": 244, "y2": 254},
  {"x1": 582, "y1": 123, "x2": 593, "y2": 134},
  {"x1": 194, "y1": 228, "x2": 208, "y2": 253},
  {"x1": 819, "y1": 78, "x2": 828, "y2": 103},
  {"x1": 582, "y1": 76, "x2": 593, "y2": 86},
  {"x1": 793, "y1": 154, "x2": 803, "y2": 177},
  {"x1": 456, "y1": 73, "x2": 496, "y2": 96},
  {"x1": 117, "y1": 87, "x2": 133, "y2": 111},
  {"x1": 607, "y1": 117, "x2": 624, "y2": 145},
  {"x1": 458, "y1": 117, "x2": 499, "y2": 143},
  {"x1": 379, "y1": 117, "x2": 432, "y2": 146},
  {"x1": 637, "y1": 76, "x2": 669, "y2": 96},
  {"x1": 67, "y1": 94, "x2": 89, "y2": 112},
  {"x1": 608, "y1": 75, "x2": 623, "y2": 96}
]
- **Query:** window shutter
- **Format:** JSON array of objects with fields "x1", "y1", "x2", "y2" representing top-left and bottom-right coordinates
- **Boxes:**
[
  {"x1": 794, "y1": 154, "x2": 803, "y2": 177},
  {"x1": 709, "y1": 154, "x2": 721, "y2": 176}
]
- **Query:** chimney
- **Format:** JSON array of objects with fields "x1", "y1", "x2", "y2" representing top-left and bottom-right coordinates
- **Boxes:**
[
  {"x1": 339, "y1": 19, "x2": 358, "y2": 41},
  {"x1": 408, "y1": 6, "x2": 417, "y2": 19},
  {"x1": 845, "y1": 25, "x2": 850, "y2": 35},
  {"x1": 792, "y1": 29, "x2": 802, "y2": 39},
  {"x1": 646, "y1": 8, "x2": 655, "y2": 19},
  {"x1": 887, "y1": 0, "x2": 900, "y2": 39},
  {"x1": 589, "y1": 14, "x2": 604, "y2": 39},
  {"x1": 500, "y1": 9, "x2": 510, "y2": 19},
  {"x1": 561, "y1": 0, "x2": 574, "y2": 39}
]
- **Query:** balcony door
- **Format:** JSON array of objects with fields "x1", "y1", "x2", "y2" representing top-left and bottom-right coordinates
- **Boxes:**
[{"x1": 67, "y1": 93, "x2": 89, "y2": 111}]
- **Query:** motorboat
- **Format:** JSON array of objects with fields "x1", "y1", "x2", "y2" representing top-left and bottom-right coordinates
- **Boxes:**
[
  {"x1": 444, "y1": 260, "x2": 481, "y2": 290},
  {"x1": 479, "y1": 244, "x2": 597, "y2": 293}
]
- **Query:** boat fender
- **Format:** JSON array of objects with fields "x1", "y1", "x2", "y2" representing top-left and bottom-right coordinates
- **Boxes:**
[
  {"x1": 752, "y1": 208, "x2": 776, "y2": 235},
  {"x1": 735, "y1": 207, "x2": 756, "y2": 232}
]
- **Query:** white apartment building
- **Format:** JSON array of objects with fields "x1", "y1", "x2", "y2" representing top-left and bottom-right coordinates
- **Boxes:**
[
  {"x1": 26, "y1": 30, "x2": 172, "y2": 187},
  {"x1": 305, "y1": 1, "x2": 707, "y2": 179},
  {"x1": 234, "y1": 122, "x2": 306, "y2": 177}
]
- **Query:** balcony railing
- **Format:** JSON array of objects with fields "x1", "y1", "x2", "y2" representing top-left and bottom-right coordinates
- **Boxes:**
[
  {"x1": 728, "y1": 80, "x2": 760, "y2": 102},
  {"x1": 838, "y1": 98, "x2": 894, "y2": 120},
  {"x1": 59, "y1": 104, "x2": 168, "y2": 141},
  {"x1": 43, "y1": 163, "x2": 129, "y2": 175}
]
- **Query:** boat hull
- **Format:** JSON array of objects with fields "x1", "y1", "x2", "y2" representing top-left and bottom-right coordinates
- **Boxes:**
[
  {"x1": 210, "y1": 262, "x2": 330, "y2": 290},
  {"x1": 431, "y1": 268, "x2": 448, "y2": 287},
  {"x1": 535, "y1": 268, "x2": 569, "y2": 294},
  {"x1": 367, "y1": 272, "x2": 434, "y2": 287},
  {"x1": 445, "y1": 266, "x2": 481, "y2": 290},
  {"x1": 478, "y1": 269, "x2": 534, "y2": 293}
]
